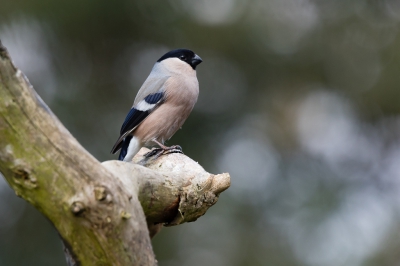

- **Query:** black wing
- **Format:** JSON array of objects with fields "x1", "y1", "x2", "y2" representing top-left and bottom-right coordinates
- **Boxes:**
[
  {"x1": 110, "y1": 92, "x2": 165, "y2": 154},
  {"x1": 119, "y1": 107, "x2": 149, "y2": 135}
]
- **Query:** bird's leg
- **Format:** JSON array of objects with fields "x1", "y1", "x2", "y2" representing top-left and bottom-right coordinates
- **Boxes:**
[{"x1": 144, "y1": 139, "x2": 183, "y2": 159}]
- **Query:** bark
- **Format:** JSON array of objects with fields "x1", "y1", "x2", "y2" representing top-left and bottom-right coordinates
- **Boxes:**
[{"x1": 0, "y1": 41, "x2": 230, "y2": 265}]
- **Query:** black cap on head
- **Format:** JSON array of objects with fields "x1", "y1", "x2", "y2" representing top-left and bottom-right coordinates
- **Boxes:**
[{"x1": 157, "y1": 48, "x2": 203, "y2": 69}]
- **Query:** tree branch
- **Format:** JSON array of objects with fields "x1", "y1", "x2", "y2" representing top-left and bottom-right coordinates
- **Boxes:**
[
  {"x1": 0, "y1": 41, "x2": 230, "y2": 265},
  {"x1": 103, "y1": 149, "x2": 230, "y2": 236}
]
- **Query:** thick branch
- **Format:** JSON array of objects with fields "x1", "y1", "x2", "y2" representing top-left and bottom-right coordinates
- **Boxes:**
[{"x1": 0, "y1": 42, "x2": 155, "y2": 265}]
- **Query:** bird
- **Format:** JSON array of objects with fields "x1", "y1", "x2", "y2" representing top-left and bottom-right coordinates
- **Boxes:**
[{"x1": 111, "y1": 48, "x2": 202, "y2": 162}]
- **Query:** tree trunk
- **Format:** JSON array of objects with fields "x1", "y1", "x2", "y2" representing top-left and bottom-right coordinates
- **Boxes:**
[{"x1": 0, "y1": 42, "x2": 230, "y2": 265}]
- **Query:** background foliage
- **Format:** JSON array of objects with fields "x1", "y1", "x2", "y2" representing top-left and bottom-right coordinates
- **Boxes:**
[{"x1": 2, "y1": 0, "x2": 400, "y2": 265}]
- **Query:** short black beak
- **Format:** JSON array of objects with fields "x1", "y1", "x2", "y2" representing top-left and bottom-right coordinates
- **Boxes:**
[{"x1": 191, "y1": 54, "x2": 203, "y2": 68}]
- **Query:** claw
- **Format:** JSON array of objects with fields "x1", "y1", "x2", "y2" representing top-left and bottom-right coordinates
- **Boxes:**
[
  {"x1": 166, "y1": 145, "x2": 183, "y2": 154},
  {"x1": 143, "y1": 145, "x2": 184, "y2": 159}
]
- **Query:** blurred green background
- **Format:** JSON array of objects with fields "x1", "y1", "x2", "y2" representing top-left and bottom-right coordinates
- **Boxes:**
[{"x1": 2, "y1": 0, "x2": 400, "y2": 265}]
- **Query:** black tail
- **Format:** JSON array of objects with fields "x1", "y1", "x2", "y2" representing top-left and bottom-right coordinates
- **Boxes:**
[{"x1": 118, "y1": 135, "x2": 133, "y2": 161}]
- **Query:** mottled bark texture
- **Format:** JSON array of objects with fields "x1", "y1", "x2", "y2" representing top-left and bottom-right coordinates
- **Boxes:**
[{"x1": 0, "y1": 41, "x2": 230, "y2": 266}]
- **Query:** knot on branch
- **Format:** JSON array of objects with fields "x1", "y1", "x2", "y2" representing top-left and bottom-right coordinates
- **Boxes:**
[
  {"x1": 71, "y1": 201, "x2": 86, "y2": 216},
  {"x1": 93, "y1": 186, "x2": 113, "y2": 203},
  {"x1": 169, "y1": 172, "x2": 230, "y2": 226}
]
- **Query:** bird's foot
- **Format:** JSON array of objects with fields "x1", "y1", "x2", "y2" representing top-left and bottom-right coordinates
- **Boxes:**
[
  {"x1": 144, "y1": 145, "x2": 183, "y2": 159},
  {"x1": 165, "y1": 145, "x2": 183, "y2": 155},
  {"x1": 143, "y1": 148, "x2": 164, "y2": 159}
]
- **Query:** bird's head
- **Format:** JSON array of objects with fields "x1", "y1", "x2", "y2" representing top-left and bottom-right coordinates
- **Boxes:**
[{"x1": 157, "y1": 49, "x2": 202, "y2": 70}]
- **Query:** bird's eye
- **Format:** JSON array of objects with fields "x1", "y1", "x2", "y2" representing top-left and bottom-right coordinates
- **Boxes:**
[{"x1": 180, "y1": 55, "x2": 186, "y2": 61}]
